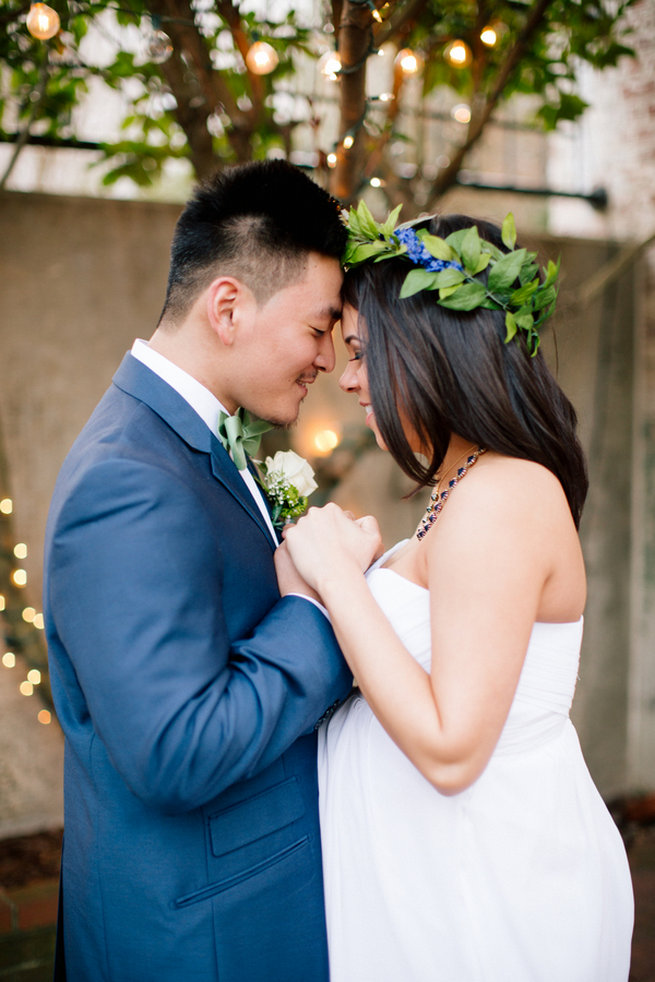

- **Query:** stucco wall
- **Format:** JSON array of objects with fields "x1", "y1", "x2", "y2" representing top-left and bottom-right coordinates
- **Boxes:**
[{"x1": 0, "y1": 191, "x2": 647, "y2": 834}]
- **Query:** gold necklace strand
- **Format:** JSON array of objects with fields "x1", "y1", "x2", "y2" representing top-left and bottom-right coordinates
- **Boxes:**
[{"x1": 417, "y1": 447, "x2": 487, "y2": 541}]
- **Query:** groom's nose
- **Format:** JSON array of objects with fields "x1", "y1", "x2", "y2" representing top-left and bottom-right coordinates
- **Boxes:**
[{"x1": 315, "y1": 332, "x2": 336, "y2": 373}]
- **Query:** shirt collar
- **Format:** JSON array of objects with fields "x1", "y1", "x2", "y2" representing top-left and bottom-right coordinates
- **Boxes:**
[{"x1": 131, "y1": 338, "x2": 227, "y2": 435}]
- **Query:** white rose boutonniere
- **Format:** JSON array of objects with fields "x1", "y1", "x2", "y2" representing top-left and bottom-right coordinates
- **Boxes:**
[{"x1": 260, "y1": 450, "x2": 318, "y2": 529}]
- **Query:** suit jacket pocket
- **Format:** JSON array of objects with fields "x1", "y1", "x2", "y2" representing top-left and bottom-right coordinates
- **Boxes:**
[
  {"x1": 208, "y1": 776, "x2": 305, "y2": 858},
  {"x1": 173, "y1": 836, "x2": 310, "y2": 908}
]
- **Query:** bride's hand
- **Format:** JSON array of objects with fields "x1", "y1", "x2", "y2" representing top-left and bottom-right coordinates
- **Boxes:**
[{"x1": 282, "y1": 503, "x2": 383, "y2": 593}]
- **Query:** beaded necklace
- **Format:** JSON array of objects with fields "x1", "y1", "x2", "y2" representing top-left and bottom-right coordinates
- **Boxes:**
[{"x1": 416, "y1": 446, "x2": 487, "y2": 541}]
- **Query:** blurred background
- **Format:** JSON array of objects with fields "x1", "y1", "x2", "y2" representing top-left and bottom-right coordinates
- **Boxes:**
[{"x1": 0, "y1": 0, "x2": 653, "y2": 977}]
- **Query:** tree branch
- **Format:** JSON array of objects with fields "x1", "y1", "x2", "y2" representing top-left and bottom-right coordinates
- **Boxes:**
[
  {"x1": 427, "y1": 0, "x2": 555, "y2": 204},
  {"x1": 0, "y1": 53, "x2": 49, "y2": 192},
  {"x1": 145, "y1": 0, "x2": 253, "y2": 164},
  {"x1": 332, "y1": 1, "x2": 374, "y2": 202},
  {"x1": 375, "y1": 0, "x2": 430, "y2": 48}
]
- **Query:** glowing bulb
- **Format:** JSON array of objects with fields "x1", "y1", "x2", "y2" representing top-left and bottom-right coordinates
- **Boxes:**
[
  {"x1": 378, "y1": 92, "x2": 394, "y2": 103},
  {"x1": 11, "y1": 569, "x2": 27, "y2": 587},
  {"x1": 146, "y1": 29, "x2": 173, "y2": 64},
  {"x1": 371, "y1": 7, "x2": 383, "y2": 23},
  {"x1": 33, "y1": 613, "x2": 45, "y2": 630},
  {"x1": 451, "y1": 103, "x2": 471, "y2": 124},
  {"x1": 0, "y1": 498, "x2": 13, "y2": 514},
  {"x1": 480, "y1": 25, "x2": 498, "y2": 47},
  {"x1": 2, "y1": 652, "x2": 15, "y2": 669},
  {"x1": 245, "y1": 41, "x2": 279, "y2": 75},
  {"x1": 38, "y1": 709, "x2": 52, "y2": 725},
  {"x1": 22, "y1": 606, "x2": 36, "y2": 623},
  {"x1": 395, "y1": 48, "x2": 423, "y2": 76},
  {"x1": 444, "y1": 40, "x2": 472, "y2": 68},
  {"x1": 27, "y1": 669, "x2": 41, "y2": 685},
  {"x1": 26, "y1": 3, "x2": 60, "y2": 40},
  {"x1": 370, "y1": 177, "x2": 384, "y2": 188},
  {"x1": 14, "y1": 543, "x2": 28, "y2": 559},
  {"x1": 318, "y1": 51, "x2": 342, "y2": 81},
  {"x1": 313, "y1": 429, "x2": 340, "y2": 454},
  {"x1": 19, "y1": 680, "x2": 34, "y2": 697},
  {"x1": 343, "y1": 134, "x2": 354, "y2": 150},
  {"x1": 327, "y1": 153, "x2": 337, "y2": 168},
  {"x1": 0, "y1": 595, "x2": 5, "y2": 611}
]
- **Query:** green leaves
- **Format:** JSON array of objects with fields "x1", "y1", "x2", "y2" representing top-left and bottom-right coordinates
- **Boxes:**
[
  {"x1": 501, "y1": 213, "x2": 517, "y2": 250},
  {"x1": 399, "y1": 268, "x2": 440, "y2": 298},
  {"x1": 343, "y1": 205, "x2": 560, "y2": 358},
  {"x1": 438, "y1": 281, "x2": 488, "y2": 311},
  {"x1": 344, "y1": 200, "x2": 405, "y2": 268},
  {"x1": 487, "y1": 248, "x2": 527, "y2": 292},
  {"x1": 421, "y1": 234, "x2": 454, "y2": 262}
]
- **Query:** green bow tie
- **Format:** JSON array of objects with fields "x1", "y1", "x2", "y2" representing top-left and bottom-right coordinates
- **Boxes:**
[{"x1": 217, "y1": 408, "x2": 272, "y2": 471}]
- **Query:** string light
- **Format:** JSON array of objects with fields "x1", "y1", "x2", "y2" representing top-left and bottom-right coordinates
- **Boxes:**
[
  {"x1": 480, "y1": 25, "x2": 498, "y2": 47},
  {"x1": 343, "y1": 134, "x2": 354, "y2": 150},
  {"x1": 394, "y1": 48, "x2": 424, "y2": 76},
  {"x1": 245, "y1": 40, "x2": 279, "y2": 75},
  {"x1": 0, "y1": 499, "x2": 51, "y2": 729},
  {"x1": 451, "y1": 103, "x2": 472, "y2": 123},
  {"x1": 444, "y1": 40, "x2": 472, "y2": 68},
  {"x1": 318, "y1": 51, "x2": 342, "y2": 81},
  {"x1": 145, "y1": 28, "x2": 173, "y2": 64},
  {"x1": 326, "y1": 152, "x2": 337, "y2": 168},
  {"x1": 312, "y1": 428, "x2": 340, "y2": 454},
  {"x1": 349, "y1": 0, "x2": 383, "y2": 22},
  {"x1": 370, "y1": 177, "x2": 384, "y2": 188},
  {"x1": 26, "y1": 3, "x2": 60, "y2": 40}
]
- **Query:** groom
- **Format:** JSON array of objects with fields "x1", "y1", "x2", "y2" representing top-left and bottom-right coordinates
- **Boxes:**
[{"x1": 44, "y1": 160, "x2": 353, "y2": 981}]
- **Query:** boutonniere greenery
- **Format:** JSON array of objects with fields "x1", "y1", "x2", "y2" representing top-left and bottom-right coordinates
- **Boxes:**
[{"x1": 259, "y1": 450, "x2": 318, "y2": 529}]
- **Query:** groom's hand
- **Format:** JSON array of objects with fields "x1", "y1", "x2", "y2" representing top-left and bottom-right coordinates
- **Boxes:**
[{"x1": 274, "y1": 540, "x2": 321, "y2": 602}]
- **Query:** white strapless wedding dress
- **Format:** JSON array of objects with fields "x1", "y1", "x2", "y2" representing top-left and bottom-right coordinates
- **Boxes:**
[{"x1": 318, "y1": 546, "x2": 634, "y2": 982}]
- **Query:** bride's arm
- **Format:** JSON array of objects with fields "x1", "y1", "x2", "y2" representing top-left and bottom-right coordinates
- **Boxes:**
[{"x1": 284, "y1": 463, "x2": 568, "y2": 794}]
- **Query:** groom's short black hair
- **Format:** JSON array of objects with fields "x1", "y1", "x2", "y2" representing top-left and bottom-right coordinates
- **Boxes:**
[{"x1": 159, "y1": 159, "x2": 346, "y2": 325}]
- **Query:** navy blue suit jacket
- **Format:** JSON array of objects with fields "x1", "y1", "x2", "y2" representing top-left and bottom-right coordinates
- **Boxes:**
[{"x1": 43, "y1": 353, "x2": 351, "y2": 981}]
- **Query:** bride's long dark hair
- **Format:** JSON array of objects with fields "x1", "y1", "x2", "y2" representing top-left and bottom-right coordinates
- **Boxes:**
[{"x1": 342, "y1": 213, "x2": 588, "y2": 528}]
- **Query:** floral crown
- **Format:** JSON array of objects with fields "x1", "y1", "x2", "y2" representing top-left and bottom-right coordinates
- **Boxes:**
[{"x1": 342, "y1": 201, "x2": 560, "y2": 356}]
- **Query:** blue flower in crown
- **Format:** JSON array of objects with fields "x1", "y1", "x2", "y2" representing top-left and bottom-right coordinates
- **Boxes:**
[{"x1": 394, "y1": 226, "x2": 464, "y2": 274}]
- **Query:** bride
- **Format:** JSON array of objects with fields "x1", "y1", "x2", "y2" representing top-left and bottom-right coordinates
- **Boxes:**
[{"x1": 276, "y1": 207, "x2": 634, "y2": 981}]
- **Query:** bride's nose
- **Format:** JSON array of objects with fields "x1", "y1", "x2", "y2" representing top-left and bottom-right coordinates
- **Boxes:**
[{"x1": 339, "y1": 361, "x2": 358, "y2": 393}]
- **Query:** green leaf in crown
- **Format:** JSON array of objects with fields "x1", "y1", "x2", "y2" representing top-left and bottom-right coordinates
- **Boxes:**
[{"x1": 342, "y1": 202, "x2": 561, "y2": 357}]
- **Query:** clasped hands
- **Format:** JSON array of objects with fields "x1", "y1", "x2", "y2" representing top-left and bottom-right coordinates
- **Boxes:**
[{"x1": 274, "y1": 503, "x2": 383, "y2": 603}]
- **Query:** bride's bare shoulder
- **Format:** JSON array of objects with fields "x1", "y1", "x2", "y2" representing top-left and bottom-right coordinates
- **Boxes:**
[{"x1": 446, "y1": 452, "x2": 573, "y2": 527}]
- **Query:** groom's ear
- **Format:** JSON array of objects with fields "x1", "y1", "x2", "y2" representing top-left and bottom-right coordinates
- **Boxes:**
[{"x1": 206, "y1": 277, "x2": 252, "y2": 346}]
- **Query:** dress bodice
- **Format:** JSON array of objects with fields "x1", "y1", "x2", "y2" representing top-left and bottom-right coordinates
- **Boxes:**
[
  {"x1": 319, "y1": 544, "x2": 633, "y2": 982},
  {"x1": 366, "y1": 544, "x2": 584, "y2": 754}
]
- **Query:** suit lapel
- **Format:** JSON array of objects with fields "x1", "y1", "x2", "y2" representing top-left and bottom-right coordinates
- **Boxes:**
[{"x1": 112, "y1": 353, "x2": 277, "y2": 549}]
